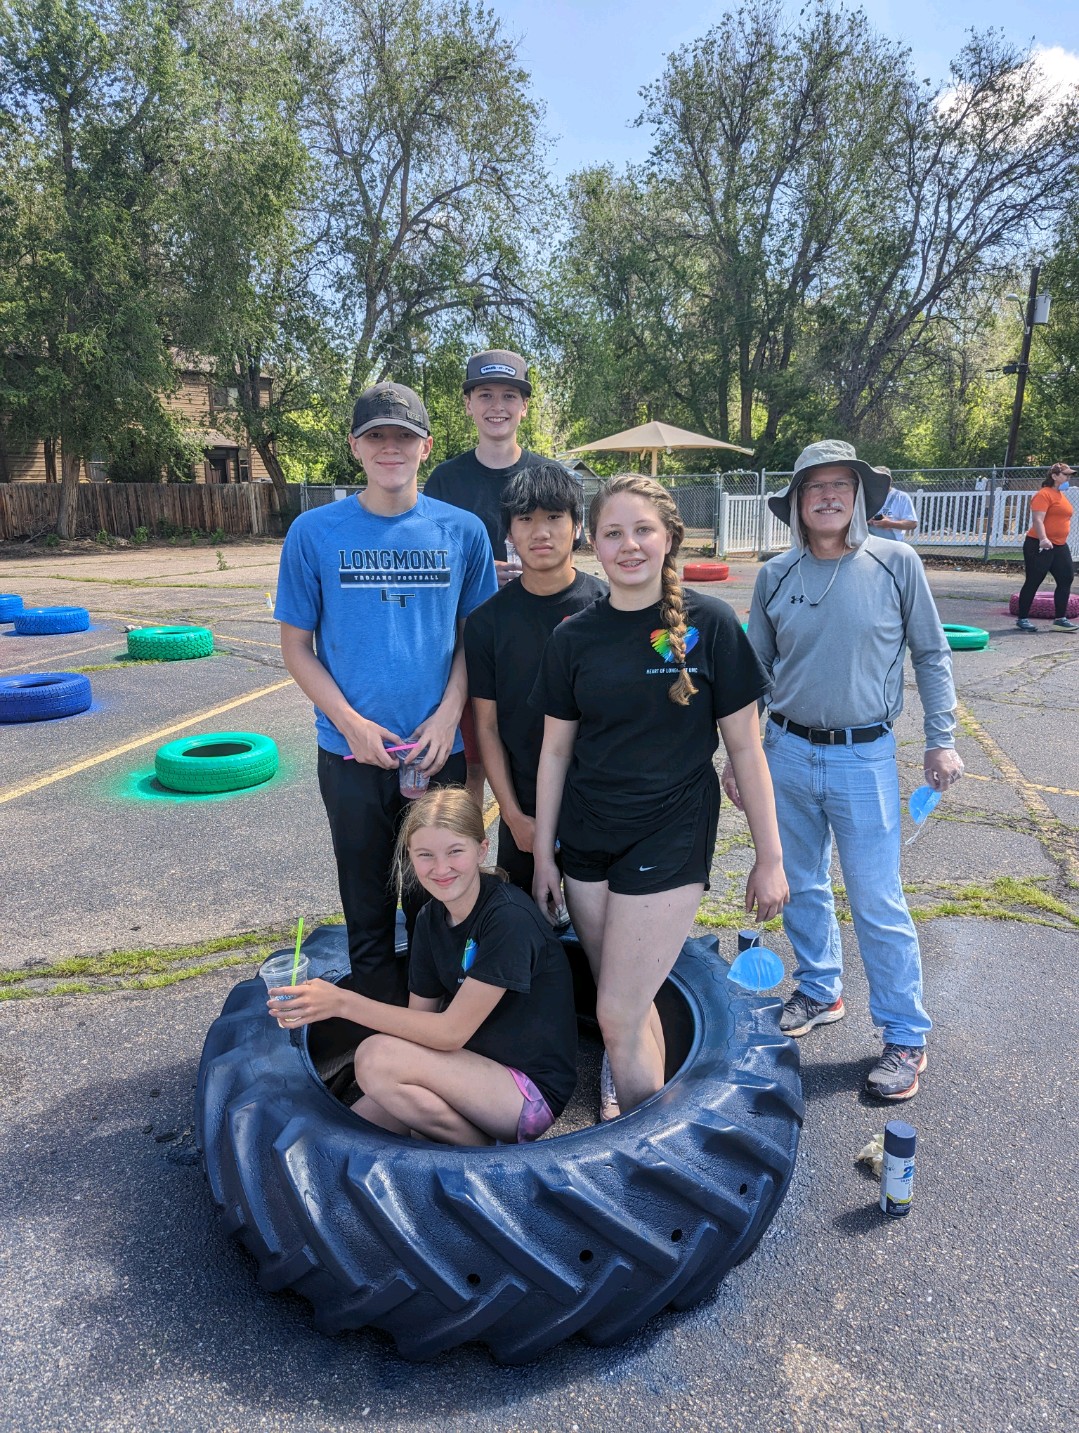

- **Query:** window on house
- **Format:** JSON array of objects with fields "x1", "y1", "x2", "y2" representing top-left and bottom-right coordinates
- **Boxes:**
[{"x1": 210, "y1": 385, "x2": 240, "y2": 411}]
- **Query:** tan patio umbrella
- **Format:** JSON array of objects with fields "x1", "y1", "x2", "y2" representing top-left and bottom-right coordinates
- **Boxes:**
[{"x1": 564, "y1": 420, "x2": 753, "y2": 476}]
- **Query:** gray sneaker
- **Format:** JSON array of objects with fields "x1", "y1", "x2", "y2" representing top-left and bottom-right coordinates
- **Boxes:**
[
  {"x1": 865, "y1": 1043, "x2": 927, "y2": 1101},
  {"x1": 779, "y1": 990, "x2": 846, "y2": 1037},
  {"x1": 1052, "y1": 617, "x2": 1078, "y2": 632},
  {"x1": 1016, "y1": 618, "x2": 1038, "y2": 632}
]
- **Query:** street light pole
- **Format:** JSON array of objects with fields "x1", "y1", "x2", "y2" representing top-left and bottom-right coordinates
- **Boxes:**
[{"x1": 1002, "y1": 263, "x2": 1041, "y2": 477}]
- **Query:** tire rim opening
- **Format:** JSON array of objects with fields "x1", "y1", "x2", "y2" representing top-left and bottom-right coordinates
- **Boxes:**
[{"x1": 188, "y1": 742, "x2": 253, "y2": 759}]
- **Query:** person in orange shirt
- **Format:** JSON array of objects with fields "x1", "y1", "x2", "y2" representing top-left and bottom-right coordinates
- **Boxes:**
[{"x1": 1015, "y1": 462, "x2": 1076, "y2": 632}]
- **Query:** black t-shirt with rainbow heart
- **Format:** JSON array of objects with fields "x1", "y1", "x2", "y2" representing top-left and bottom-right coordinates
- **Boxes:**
[
  {"x1": 408, "y1": 875, "x2": 578, "y2": 1116},
  {"x1": 530, "y1": 590, "x2": 768, "y2": 843}
]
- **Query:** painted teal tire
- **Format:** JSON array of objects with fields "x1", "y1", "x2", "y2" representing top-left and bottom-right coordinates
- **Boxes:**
[
  {"x1": 154, "y1": 731, "x2": 278, "y2": 793},
  {"x1": 128, "y1": 625, "x2": 214, "y2": 661},
  {"x1": 0, "y1": 594, "x2": 24, "y2": 622},
  {"x1": 12, "y1": 606, "x2": 90, "y2": 635},
  {"x1": 943, "y1": 624, "x2": 989, "y2": 651}
]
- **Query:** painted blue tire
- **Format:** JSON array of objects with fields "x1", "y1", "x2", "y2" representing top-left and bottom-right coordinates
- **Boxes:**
[
  {"x1": 12, "y1": 606, "x2": 90, "y2": 635},
  {"x1": 0, "y1": 672, "x2": 92, "y2": 722},
  {"x1": 195, "y1": 924, "x2": 803, "y2": 1363},
  {"x1": 0, "y1": 594, "x2": 24, "y2": 622}
]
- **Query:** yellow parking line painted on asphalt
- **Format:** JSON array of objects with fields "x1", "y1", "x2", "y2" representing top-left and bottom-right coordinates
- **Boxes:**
[
  {"x1": 898, "y1": 756, "x2": 1079, "y2": 799},
  {"x1": 483, "y1": 797, "x2": 499, "y2": 828},
  {"x1": 0, "y1": 678, "x2": 295, "y2": 806},
  {"x1": 213, "y1": 632, "x2": 282, "y2": 650},
  {"x1": 1, "y1": 639, "x2": 123, "y2": 674}
]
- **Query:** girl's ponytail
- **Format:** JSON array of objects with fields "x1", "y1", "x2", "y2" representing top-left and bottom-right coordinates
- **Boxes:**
[{"x1": 659, "y1": 552, "x2": 698, "y2": 706}]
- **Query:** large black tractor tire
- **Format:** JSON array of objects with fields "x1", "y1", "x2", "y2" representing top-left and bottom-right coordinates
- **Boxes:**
[
  {"x1": 196, "y1": 923, "x2": 803, "y2": 1364},
  {"x1": 0, "y1": 672, "x2": 93, "y2": 722}
]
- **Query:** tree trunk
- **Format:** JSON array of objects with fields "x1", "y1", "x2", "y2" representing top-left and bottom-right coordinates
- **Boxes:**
[
  {"x1": 254, "y1": 438, "x2": 287, "y2": 514},
  {"x1": 44, "y1": 437, "x2": 58, "y2": 483},
  {"x1": 0, "y1": 432, "x2": 10, "y2": 483},
  {"x1": 57, "y1": 444, "x2": 82, "y2": 537}
]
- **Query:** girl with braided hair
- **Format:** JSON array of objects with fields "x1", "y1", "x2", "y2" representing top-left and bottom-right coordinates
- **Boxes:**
[{"x1": 530, "y1": 474, "x2": 788, "y2": 1119}]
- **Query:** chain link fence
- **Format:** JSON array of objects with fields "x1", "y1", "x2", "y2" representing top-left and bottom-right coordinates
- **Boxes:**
[{"x1": 299, "y1": 464, "x2": 1076, "y2": 561}]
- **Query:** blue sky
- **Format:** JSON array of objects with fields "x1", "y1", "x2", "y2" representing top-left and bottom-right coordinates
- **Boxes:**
[{"x1": 494, "y1": 0, "x2": 1079, "y2": 177}]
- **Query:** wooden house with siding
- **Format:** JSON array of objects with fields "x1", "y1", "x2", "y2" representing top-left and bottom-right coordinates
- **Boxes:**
[{"x1": 0, "y1": 357, "x2": 274, "y2": 484}]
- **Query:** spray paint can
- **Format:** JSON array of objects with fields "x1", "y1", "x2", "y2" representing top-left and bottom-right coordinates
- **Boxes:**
[{"x1": 880, "y1": 1120, "x2": 917, "y2": 1217}]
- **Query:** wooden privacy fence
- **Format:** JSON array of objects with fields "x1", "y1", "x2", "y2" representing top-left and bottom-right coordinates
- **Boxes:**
[{"x1": 0, "y1": 483, "x2": 279, "y2": 541}]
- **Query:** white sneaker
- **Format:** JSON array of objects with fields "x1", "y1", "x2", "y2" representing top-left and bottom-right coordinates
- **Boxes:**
[{"x1": 599, "y1": 1050, "x2": 620, "y2": 1122}]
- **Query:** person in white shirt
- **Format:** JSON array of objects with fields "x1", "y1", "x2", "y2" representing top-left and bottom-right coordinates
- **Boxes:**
[{"x1": 869, "y1": 470, "x2": 917, "y2": 542}]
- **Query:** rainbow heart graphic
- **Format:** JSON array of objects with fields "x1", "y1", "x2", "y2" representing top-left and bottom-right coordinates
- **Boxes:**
[{"x1": 650, "y1": 626, "x2": 700, "y2": 662}]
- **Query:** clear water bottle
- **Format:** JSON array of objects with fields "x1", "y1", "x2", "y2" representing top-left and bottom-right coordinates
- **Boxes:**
[{"x1": 503, "y1": 539, "x2": 523, "y2": 577}]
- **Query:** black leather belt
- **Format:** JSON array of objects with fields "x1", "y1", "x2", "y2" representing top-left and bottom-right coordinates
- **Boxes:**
[{"x1": 769, "y1": 711, "x2": 890, "y2": 745}]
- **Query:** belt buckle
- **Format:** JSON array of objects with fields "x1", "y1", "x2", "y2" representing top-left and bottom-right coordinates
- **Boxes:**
[{"x1": 809, "y1": 727, "x2": 833, "y2": 745}]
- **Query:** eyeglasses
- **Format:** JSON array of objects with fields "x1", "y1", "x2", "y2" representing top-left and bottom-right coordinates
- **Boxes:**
[{"x1": 802, "y1": 479, "x2": 856, "y2": 496}]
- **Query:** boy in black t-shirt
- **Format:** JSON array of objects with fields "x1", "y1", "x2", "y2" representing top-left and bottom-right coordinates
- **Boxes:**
[
  {"x1": 465, "y1": 463, "x2": 606, "y2": 893},
  {"x1": 424, "y1": 348, "x2": 535, "y2": 585},
  {"x1": 424, "y1": 348, "x2": 537, "y2": 805}
]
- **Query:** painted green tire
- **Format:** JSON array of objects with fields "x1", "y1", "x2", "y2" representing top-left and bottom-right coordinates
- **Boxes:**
[
  {"x1": 154, "y1": 731, "x2": 278, "y2": 793},
  {"x1": 128, "y1": 625, "x2": 214, "y2": 661},
  {"x1": 942, "y1": 624, "x2": 989, "y2": 651}
]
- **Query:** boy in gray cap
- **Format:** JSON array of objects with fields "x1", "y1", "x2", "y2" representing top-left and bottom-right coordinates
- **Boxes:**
[
  {"x1": 722, "y1": 440, "x2": 963, "y2": 1101},
  {"x1": 424, "y1": 349, "x2": 536, "y2": 800},
  {"x1": 424, "y1": 349, "x2": 536, "y2": 588}
]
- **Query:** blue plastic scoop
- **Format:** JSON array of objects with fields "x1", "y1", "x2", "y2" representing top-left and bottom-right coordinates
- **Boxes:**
[
  {"x1": 905, "y1": 784, "x2": 942, "y2": 846},
  {"x1": 728, "y1": 937, "x2": 785, "y2": 992}
]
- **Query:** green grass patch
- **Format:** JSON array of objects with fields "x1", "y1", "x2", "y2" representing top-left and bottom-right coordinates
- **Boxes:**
[{"x1": 0, "y1": 914, "x2": 346, "y2": 1001}]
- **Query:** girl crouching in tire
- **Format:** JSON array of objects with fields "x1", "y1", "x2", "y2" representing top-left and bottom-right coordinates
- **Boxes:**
[
  {"x1": 266, "y1": 788, "x2": 578, "y2": 1145},
  {"x1": 531, "y1": 474, "x2": 788, "y2": 1119}
]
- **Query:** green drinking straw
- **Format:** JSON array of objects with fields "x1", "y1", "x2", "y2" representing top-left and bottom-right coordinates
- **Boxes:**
[{"x1": 291, "y1": 916, "x2": 304, "y2": 985}]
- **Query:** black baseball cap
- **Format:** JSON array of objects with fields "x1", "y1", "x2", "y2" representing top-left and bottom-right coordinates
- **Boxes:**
[
  {"x1": 350, "y1": 382, "x2": 430, "y2": 439},
  {"x1": 462, "y1": 349, "x2": 532, "y2": 397}
]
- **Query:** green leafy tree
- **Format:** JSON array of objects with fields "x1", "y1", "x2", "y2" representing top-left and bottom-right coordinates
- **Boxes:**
[
  {"x1": 0, "y1": 0, "x2": 194, "y2": 533},
  {"x1": 309, "y1": 0, "x2": 550, "y2": 395}
]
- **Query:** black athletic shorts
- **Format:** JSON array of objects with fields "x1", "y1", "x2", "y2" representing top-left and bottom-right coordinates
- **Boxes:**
[{"x1": 558, "y1": 775, "x2": 720, "y2": 896}]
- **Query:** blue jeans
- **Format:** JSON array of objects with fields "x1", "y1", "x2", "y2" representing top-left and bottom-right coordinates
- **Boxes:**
[{"x1": 763, "y1": 721, "x2": 930, "y2": 1047}]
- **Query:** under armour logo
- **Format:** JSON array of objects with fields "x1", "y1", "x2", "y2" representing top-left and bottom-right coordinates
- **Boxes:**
[{"x1": 790, "y1": 594, "x2": 805, "y2": 604}]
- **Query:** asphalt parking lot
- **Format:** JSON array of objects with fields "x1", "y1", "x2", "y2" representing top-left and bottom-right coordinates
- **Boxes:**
[{"x1": 1, "y1": 540, "x2": 1076, "y2": 1432}]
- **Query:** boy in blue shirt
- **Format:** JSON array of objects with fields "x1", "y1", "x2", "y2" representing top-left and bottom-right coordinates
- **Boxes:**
[{"x1": 275, "y1": 382, "x2": 497, "y2": 1003}]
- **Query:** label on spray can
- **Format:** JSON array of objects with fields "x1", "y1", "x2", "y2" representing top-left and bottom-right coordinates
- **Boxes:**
[{"x1": 880, "y1": 1119, "x2": 917, "y2": 1217}]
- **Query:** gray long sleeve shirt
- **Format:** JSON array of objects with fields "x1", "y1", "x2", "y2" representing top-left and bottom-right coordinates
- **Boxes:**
[{"x1": 747, "y1": 538, "x2": 957, "y2": 749}]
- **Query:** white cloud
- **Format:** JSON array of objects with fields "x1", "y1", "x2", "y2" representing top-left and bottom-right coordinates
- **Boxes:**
[{"x1": 1030, "y1": 44, "x2": 1079, "y2": 96}]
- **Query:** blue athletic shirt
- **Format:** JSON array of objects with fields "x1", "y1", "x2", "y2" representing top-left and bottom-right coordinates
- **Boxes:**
[{"x1": 275, "y1": 494, "x2": 497, "y2": 756}]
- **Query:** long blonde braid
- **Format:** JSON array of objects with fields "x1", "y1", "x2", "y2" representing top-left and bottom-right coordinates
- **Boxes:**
[{"x1": 589, "y1": 474, "x2": 698, "y2": 706}]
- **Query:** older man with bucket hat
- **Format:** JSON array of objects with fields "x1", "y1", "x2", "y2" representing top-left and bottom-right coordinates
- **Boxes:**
[{"x1": 721, "y1": 440, "x2": 963, "y2": 1101}]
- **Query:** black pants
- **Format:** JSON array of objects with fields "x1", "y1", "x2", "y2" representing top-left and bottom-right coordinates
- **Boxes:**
[
  {"x1": 317, "y1": 748, "x2": 467, "y2": 1004},
  {"x1": 1018, "y1": 537, "x2": 1074, "y2": 619},
  {"x1": 496, "y1": 815, "x2": 535, "y2": 895}
]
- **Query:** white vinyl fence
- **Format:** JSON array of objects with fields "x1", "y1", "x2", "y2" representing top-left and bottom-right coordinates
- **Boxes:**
[{"x1": 301, "y1": 467, "x2": 1079, "y2": 561}]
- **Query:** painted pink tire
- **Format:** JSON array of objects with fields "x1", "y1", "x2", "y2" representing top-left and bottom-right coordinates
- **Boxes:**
[{"x1": 1008, "y1": 592, "x2": 1079, "y2": 618}]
